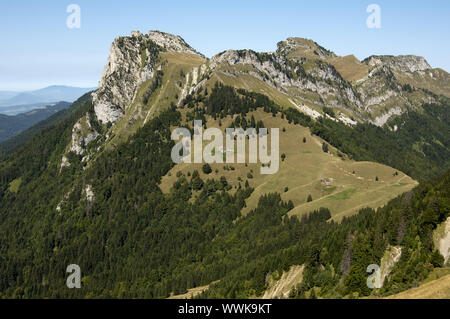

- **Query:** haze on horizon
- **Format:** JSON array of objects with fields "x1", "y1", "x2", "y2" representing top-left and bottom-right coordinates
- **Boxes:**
[{"x1": 0, "y1": 0, "x2": 449, "y2": 91}]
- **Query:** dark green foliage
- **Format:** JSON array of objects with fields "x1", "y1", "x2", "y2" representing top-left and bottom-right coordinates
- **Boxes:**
[
  {"x1": 322, "y1": 107, "x2": 335, "y2": 118},
  {"x1": 430, "y1": 250, "x2": 445, "y2": 267},
  {"x1": 143, "y1": 70, "x2": 164, "y2": 105},
  {"x1": 0, "y1": 84, "x2": 448, "y2": 299},
  {"x1": 308, "y1": 102, "x2": 450, "y2": 181},
  {"x1": 204, "y1": 82, "x2": 277, "y2": 119},
  {"x1": 202, "y1": 163, "x2": 212, "y2": 174},
  {"x1": 0, "y1": 101, "x2": 256, "y2": 298},
  {"x1": 191, "y1": 170, "x2": 204, "y2": 190}
]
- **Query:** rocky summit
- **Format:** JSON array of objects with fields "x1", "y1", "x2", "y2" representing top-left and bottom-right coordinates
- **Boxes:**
[{"x1": 88, "y1": 30, "x2": 448, "y2": 136}]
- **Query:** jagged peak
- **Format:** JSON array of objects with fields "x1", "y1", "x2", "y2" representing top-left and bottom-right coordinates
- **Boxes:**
[
  {"x1": 115, "y1": 30, "x2": 204, "y2": 57},
  {"x1": 210, "y1": 49, "x2": 279, "y2": 71},
  {"x1": 212, "y1": 48, "x2": 260, "y2": 61},
  {"x1": 145, "y1": 30, "x2": 204, "y2": 57},
  {"x1": 212, "y1": 37, "x2": 337, "y2": 63},
  {"x1": 92, "y1": 30, "x2": 205, "y2": 124},
  {"x1": 362, "y1": 55, "x2": 431, "y2": 73},
  {"x1": 277, "y1": 37, "x2": 336, "y2": 60}
]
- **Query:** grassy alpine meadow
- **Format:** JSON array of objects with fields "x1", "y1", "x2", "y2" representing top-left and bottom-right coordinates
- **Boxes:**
[{"x1": 160, "y1": 107, "x2": 417, "y2": 219}]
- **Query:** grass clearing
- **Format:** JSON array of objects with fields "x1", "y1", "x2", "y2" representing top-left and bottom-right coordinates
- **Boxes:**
[
  {"x1": 328, "y1": 55, "x2": 369, "y2": 83},
  {"x1": 160, "y1": 108, "x2": 417, "y2": 220},
  {"x1": 386, "y1": 272, "x2": 450, "y2": 299},
  {"x1": 168, "y1": 280, "x2": 220, "y2": 299},
  {"x1": 8, "y1": 177, "x2": 22, "y2": 193}
]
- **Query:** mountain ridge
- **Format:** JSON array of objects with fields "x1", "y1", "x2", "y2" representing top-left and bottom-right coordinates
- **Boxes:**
[
  {"x1": 62, "y1": 30, "x2": 449, "y2": 171},
  {"x1": 90, "y1": 30, "x2": 448, "y2": 127}
]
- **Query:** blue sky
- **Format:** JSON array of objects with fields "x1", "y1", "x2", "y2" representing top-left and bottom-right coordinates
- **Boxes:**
[{"x1": 0, "y1": 0, "x2": 449, "y2": 90}]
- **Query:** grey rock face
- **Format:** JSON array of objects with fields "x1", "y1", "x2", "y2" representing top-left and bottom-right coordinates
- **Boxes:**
[
  {"x1": 69, "y1": 113, "x2": 99, "y2": 155},
  {"x1": 208, "y1": 46, "x2": 437, "y2": 125},
  {"x1": 92, "y1": 30, "x2": 203, "y2": 124},
  {"x1": 276, "y1": 37, "x2": 336, "y2": 60},
  {"x1": 83, "y1": 31, "x2": 441, "y2": 134},
  {"x1": 147, "y1": 31, "x2": 203, "y2": 57},
  {"x1": 92, "y1": 34, "x2": 159, "y2": 124},
  {"x1": 210, "y1": 48, "x2": 361, "y2": 111},
  {"x1": 363, "y1": 55, "x2": 431, "y2": 73}
]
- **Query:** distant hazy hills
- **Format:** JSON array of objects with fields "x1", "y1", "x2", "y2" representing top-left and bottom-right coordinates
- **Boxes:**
[
  {"x1": 0, "y1": 85, "x2": 95, "y2": 115},
  {"x1": 0, "y1": 102, "x2": 50, "y2": 116},
  {"x1": 0, "y1": 91, "x2": 18, "y2": 101},
  {"x1": 0, "y1": 101, "x2": 71, "y2": 143}
]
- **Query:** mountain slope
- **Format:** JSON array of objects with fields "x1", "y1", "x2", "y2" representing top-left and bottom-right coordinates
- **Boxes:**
[
  {"x1": 160, "y1": 105, "x2": 418, "y2": 220},
  {"x1": 386, "y1": 269, "x2": 450, "y2": 299},
  {"x1": 0, "y1": 30, "x2": 449, "y2": 299}
]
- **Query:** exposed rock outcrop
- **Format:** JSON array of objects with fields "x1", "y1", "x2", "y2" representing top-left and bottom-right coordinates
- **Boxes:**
[
  {"x1": 146, "y1": 30, "x2": 203, "y2": 57},
  {"x1": 85, "y1": 184, "x2": 94, "y2": 203},
  {"x1": 92, "y1": 33, "x2": 161, "y2": 124},
  {"x1": 277, "y1": 37, "x2": 336, "y2": 60},
  {"x1": 69, "y1": 113, "x2": 99, "y2": 155},
  {"x1": 207, "y1": 39, "x2": 442, "y2": 126},
  {"x1": 434, "y1": 217, "x2": 450, "y2": 265},
  {"x1": 370, "y1": 106, "x2": 404, "y2": 127},
  {"x1": 262, "y1": 265, "x2": 305, "y2": 299},
  {"x1": 380, "y1": 245, "x2": 402, "y2": 285},
  {"x1": 92, "y1": 30, "x2": 203, "y2": 124},
  {"x1": 363, "y1": 55, "x2": 431, "y2": 73},
  {"x1": 60, "y1": 155, "x2": 70, "y2": 169},
  {"x1": 210, "y1": 47, "x2": 361, "y2": 113}
]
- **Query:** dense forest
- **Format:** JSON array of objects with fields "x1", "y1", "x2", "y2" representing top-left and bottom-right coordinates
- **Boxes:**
[{"x1": 0, "y1": 84, "x2": 448, "y2": 298}]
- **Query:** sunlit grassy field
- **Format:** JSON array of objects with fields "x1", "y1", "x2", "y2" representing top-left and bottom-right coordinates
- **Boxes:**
[{"x1": 160, "y1": 108, "x2": 417, "y2": 220}]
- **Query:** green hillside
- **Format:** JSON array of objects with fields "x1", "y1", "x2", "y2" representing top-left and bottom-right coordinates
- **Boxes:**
[
  {"x1": 0, "y1": 84, "x2": 448, "y2": 299},
  {"x1": 0, "y1": 31, "x2": 449, "y2": 300},
  {"x1": 161, "y1": 107, "x2": 417, "y2": 220}
]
